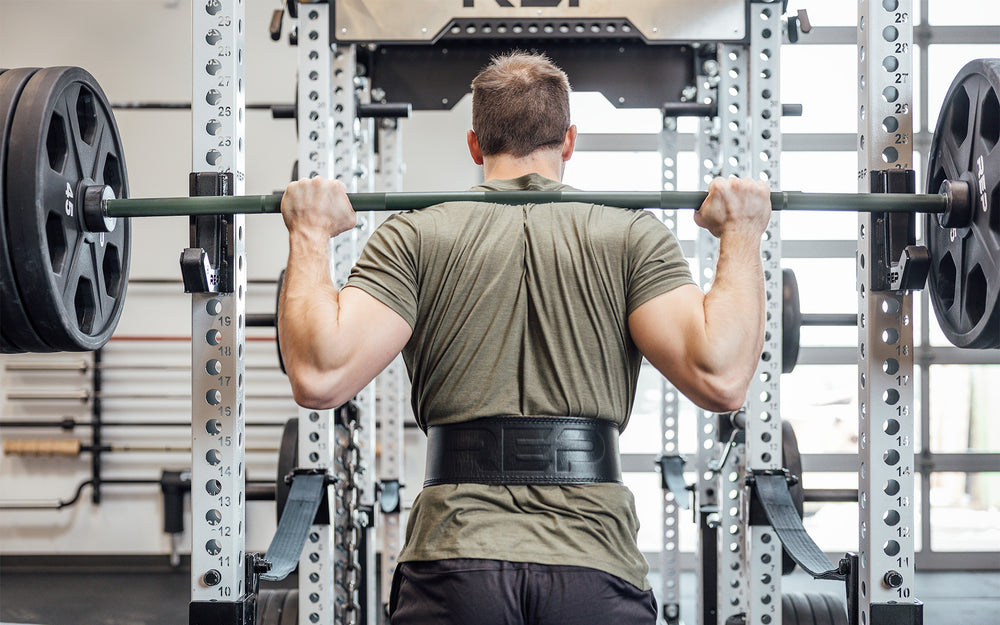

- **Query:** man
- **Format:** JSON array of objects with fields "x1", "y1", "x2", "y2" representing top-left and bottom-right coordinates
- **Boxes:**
[{"x1": 279, "y1": 52, "x2": 770, "y2": 625}]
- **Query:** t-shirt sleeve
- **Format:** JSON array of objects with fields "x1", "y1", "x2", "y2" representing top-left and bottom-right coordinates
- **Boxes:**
[
  {"x1": 344, "y1": 213, "x2": 419, "y2": 329},
  {"x1": 625, "y1": 211, "x2": 695, "y2": 315}
]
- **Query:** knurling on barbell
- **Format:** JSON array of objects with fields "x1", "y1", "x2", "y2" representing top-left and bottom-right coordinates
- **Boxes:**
[{"x1": 1, "y1": 61, "x2": 998, "y2": 353}]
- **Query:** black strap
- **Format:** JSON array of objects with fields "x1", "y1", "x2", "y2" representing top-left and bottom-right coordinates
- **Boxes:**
[
  {"x1": 260, "y1": 473, "x2": 326, "y2": 581},
  {"x1": 753, "y1": 473, "x2": 845, "y2": 581},
  {"x1": 424, "y1": 416, "x2": 622, "y2": 486},
  {"x1": 657, "y1": 455, "x2": 691, "y2": 510}
]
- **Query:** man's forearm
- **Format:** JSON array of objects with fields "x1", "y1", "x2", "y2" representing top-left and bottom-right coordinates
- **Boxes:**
[
  {"x1": 700, "y1": 232, "x2": 767, "y2": 390},
  {"x1": 280, "y1": 230, "x2": 343, "y2": 380}
]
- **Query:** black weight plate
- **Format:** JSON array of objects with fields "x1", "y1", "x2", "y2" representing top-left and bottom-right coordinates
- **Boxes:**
[
  {"x1": 280, "y1": 589, "x2": 299, "y2": 625},
  {"x1": 0, "y1": 67, "x2": 55, "y2": 353},
  {"x1": 782, "y1": 592, "x2": 849, "y2": 625},
  {"x1": 925, "y1": 58, "x2": 1000, "y2": 348},
  {"x1": 782, "y1": 591, "x2": 803, "y2": 624},
  {"x1": 5, "y1": 66, "x2": 130, "y2": 351},
  {"x1": 823, "y1": 592, "x2": 850, "y2": 625},
  {"x1": 817, "y1": 592, "x2": 841, "y2": 625},
  {"x1": 256, "y1": 589, "x2": 276, "y2": 624},
  {"x1": 792, "y1": 592, "x2": 815, "y2": 625},
  {"x1": 781, "y1": 268, "x2": 801, "y2": 374},
  {"x1": 276, "y1": 417, "x2": 298, "y2": 523},
  {"x1": 261, "y1": 587, "x2": 288, "y2": 625}
]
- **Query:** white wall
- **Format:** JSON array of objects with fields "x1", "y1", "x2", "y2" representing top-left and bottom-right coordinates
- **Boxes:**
[{"x1": 0, "y1": 0, "x2": 472, "y2": 555}]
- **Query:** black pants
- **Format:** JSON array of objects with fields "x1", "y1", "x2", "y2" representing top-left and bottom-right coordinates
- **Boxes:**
[{"x1": 388, "y1": 559, "x2": 657, "y2": 625}]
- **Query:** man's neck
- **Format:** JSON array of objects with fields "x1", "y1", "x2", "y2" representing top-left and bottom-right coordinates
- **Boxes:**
[{"x1": 481, "y1": 150, "x2": 563, "y2": 182}]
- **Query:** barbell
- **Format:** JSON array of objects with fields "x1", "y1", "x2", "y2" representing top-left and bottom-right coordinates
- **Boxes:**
[{"x1": 1, "y1": 61, "x2": 998, "y2": 353}]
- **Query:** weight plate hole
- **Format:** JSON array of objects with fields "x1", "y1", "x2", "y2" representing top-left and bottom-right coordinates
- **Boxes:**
[
  {"x1": 74, "y1": 277, "x2": 96, "y2": 333},
  {"x1": 949, "y1": 85, "x2": 971, "y2": 144},
  {"x1": 965, "y1": 264, "x2": 987, "y2": 325},
  {"x1": 75, "y1": 86, "x2": 98, "y2": 145},
  {"x1": 102, "y1": 153, "x2": 124, "y2": 198},
  {"x1": 46, "y1": 112, "x2": 68, "y2": 173},
  {"x1": 980, "y1": 88, "x2": 999, "y2": 151},
  {"x1": 45, "y1": 212, "x2": 68, "y2": 272},
  {"x1": 937, "y1": 252, "x2": 957, "y2": 309},
  {"x1": 102, "y1": 244, "x2": 123, "y2": 298}
]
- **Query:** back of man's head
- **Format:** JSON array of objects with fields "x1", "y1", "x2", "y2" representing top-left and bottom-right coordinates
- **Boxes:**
[{"x1": 471, "y1": 52, "x2": 572, "y2": 158}]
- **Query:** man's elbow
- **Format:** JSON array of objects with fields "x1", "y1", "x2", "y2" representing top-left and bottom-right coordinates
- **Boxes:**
[
  {"x1": 693, "y1": 373, "x2": 751, "y2": 413},
  {"x1": 287, "y1": 366, "x2": 351, "y2": 410}
]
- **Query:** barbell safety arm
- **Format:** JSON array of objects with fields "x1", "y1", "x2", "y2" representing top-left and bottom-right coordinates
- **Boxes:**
[{"x1": 102, "y1": 189, "x2": 950, "y2": 219}]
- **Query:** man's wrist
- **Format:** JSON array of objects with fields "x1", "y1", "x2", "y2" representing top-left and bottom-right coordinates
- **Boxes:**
[
  {"x1": 288, "y1": 227, "x2": 331, "y2": 249},
  {"x1": 718, "y1": 230, "x2": 764, "y2": 253}
]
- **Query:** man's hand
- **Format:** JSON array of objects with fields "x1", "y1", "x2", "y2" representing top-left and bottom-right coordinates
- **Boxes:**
[
  {"x1": 694, "y1": 177, "x2": 772, "y2": 239},
  {"x1": 281, "y1": 177, "x2": 357, "y2": 239}
]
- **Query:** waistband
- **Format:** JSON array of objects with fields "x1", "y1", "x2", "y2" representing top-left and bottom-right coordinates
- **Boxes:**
[{"x1": 423, "y1": 416, "x2": 622, "y2": 487}]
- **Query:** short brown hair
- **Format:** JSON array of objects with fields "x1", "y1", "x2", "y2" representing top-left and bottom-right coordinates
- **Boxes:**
[{"x1": 471, "y1": 51, "x2": 571, "y2": 158}]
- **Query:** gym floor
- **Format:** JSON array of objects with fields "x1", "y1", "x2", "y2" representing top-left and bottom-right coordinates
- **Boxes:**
[{"x1": 1, "y1": 559, "x2": 997, "y2": 625}]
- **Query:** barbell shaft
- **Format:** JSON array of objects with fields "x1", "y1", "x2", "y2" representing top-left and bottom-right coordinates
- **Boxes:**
[
  {"x1": 801, "y1": 313, "x2": 857, "y2": 326},
  {"x1": 104, "y1": 190, "x2": 949, "y2": 219}
]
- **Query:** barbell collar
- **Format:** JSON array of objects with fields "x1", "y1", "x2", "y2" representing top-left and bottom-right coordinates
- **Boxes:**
[
  {"x1": 936, "y1": 178, "x2": 972, "y2": 229},
  {"x1": 82, "y1": 184, "x2": 117, "y2": 233},
  {"x1": 103, "y1": 189, "x2": 952, "y2": 220}
]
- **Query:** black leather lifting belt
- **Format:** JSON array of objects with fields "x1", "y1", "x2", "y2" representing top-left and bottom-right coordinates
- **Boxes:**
[{"x1": 424, "y1": 416, "x2": 622, "y2": 486}]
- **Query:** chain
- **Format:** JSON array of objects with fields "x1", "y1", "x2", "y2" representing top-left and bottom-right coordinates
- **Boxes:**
[{"x1": 338, "y1": 406, "x2": 363, "y2": 625}]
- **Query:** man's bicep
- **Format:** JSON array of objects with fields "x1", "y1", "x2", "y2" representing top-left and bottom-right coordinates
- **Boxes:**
[{"x1": 628, "y1": 284, "x2": 708, "y2": 393}]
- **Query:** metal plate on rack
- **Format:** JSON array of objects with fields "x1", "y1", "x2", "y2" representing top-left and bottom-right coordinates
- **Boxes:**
[
  {"x1": 332, "y1": 0, "x2": 746, "y2": 43},
  {"x1": 5, "y1": 66, "x2": 130, "y2": 351},
  {"x1": 0, "y1": 67, "x2": 52, "y2": 353},
  {"x1": 925, "y1": 58, "x2": 1000, "y2": 348}
]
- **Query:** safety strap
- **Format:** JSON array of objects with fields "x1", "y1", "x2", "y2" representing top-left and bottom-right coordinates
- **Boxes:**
[
  {"x1": 260, "y1": 472, "x2": 326, "y2": 581},
  {"x1": 754, "y1": 473, "x2": 845, "y2": 581},
  {"x1": 657, "y1": 455, "x2": 690, "y2": 510}
]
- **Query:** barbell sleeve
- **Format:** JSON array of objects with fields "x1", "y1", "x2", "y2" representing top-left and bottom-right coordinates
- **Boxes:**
[{"x1": 103, "y1": 189, "x2": 950, "y2": 219}]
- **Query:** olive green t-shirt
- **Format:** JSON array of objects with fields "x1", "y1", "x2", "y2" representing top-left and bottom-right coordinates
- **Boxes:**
[{"x1": 345, "y1": 173, "x2": 693, "y2": 590}]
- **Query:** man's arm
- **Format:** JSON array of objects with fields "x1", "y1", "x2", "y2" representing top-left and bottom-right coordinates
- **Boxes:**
[
  {"x1": 278, "y1": 178, "x2": 412, "y2": 409},
  {"x1": 629, "y1": 177, "x2": 770, "y2": 413}
]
